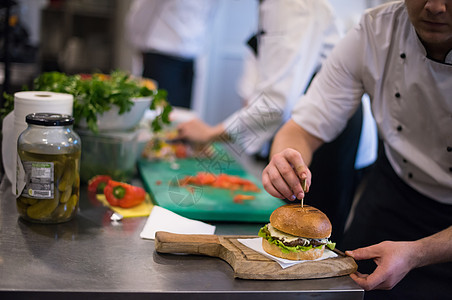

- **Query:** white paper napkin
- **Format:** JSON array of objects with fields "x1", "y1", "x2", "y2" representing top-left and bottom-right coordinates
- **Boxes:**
[
  {"x1": 140, "y1": 206, "x2": 216, "y2": 239},
  {"x1": 238, "y1": 237, "x2": 338, "y2": 269}
]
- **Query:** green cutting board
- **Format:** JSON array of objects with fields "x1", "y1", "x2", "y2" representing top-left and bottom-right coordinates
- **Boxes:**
[{"x1": 137, "y1": 147, "x2": 285, "y2": 222}]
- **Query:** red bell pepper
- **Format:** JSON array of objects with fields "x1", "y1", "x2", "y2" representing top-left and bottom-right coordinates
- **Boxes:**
[
  {"x1": 87, "y1": 175, "x2": 112, "y2": 199},
  {"x1": 104, "y1": 180, "x2": 146, "y2": 208}
]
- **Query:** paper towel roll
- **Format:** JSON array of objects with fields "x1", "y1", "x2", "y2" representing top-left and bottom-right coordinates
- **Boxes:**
[
  {"x1": 2, "y1": 91, "x2": 74, "y2": 195},
  {"x1": 14, "y1": 91, "x2": 73, "y2": 126}
]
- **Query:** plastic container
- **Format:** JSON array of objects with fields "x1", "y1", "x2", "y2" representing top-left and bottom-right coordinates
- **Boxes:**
[
  {"x1": 78, "y1": 129, "x2": 140, "y2": 183},
  {"x1": 16, "y1": 113, "x2": 81, "y2": 223}
]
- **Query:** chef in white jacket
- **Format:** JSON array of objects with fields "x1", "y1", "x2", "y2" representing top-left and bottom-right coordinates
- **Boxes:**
[
  {"x1": 177, "y1": 0, "x2": 341, "y2": 152},
  {"x1": 126, "y1": 0, "x2": 219, "y2": 108},
  {"x1": 262, "y1": 1, "x2": 452, "y2": 298},
  {"x1": 178, "y1": 0, "x2": 377, "y2": 242}
]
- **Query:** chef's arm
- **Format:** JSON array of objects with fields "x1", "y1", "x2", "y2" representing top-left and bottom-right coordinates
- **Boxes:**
[
  {"x1": 413, "y1": 226, "x2": 452, "y2": 267},
  {"x1": 270, "y1": 119, "x2": 323, "y2": 164},
  {"x1": 177, "y1": 118, "x2": 229, "y2": 143},
  {"x1": 262, "y1": 119, "x2": 323, "y2": 200}
]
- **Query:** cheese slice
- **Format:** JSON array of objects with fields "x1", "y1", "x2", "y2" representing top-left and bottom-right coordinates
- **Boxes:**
[
  {"x1": 266, "y1": 223, "x2": 329, "y2": 245},
  {"x1": 267, "y1": 223, "x2": 309, "y2": 245}
]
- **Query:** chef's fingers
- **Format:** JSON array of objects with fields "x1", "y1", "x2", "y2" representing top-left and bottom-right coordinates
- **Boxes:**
[
  {"x1": 350, "y1": 272, "x2": 369, "y2": 282},
  {"x1": 279, "y1": 148, "x2": 307, "y2": 176},
  {"x1": 265, "y1": 164, "x2": 296, "y2": 200},
  {"x1": 294, "y1": 164, "x2": 311, "y2": 193},
  {"x1": 262, "y1": 173, "x2": 285, "y2": 199},
  {"x1": 262, "y1": 166, "x2": 285, "y2": 199},
  {"x1": 346, "y1": 243, "x2": 383, "y2": 261},
  {"x1": 281, "y1": 149, "x2": 310, "y2": 196},
  {"x1": 176, "y1": 123, "x2": 187, "y2": 138},
  {"x1": 274, "y1": 157, "x2": 305, "y2": 200},
  {"x1": 350, "y1": 266, "x2": 389, "y2": 291}
]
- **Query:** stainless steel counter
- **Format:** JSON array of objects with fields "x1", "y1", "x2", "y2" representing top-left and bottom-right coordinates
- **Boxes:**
[{"x1": 0, "y1": 177, "x2": 363, "y2": 299}]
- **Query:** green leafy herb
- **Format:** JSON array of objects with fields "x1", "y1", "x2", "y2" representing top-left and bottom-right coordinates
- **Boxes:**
[
  {"x1": 1, "y1": 70, "x2": 172, "y2": 133},
  {"x1": 0, "y1": 92, "x2": 15, "y2": 119}
]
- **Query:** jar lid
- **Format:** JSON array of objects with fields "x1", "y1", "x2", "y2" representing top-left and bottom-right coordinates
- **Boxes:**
[{"x1": 25, "y1": 113, "x2": 74, "y2": 126}]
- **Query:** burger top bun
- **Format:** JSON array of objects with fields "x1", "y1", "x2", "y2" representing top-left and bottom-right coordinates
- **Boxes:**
[{"x1": 269, "y1": 204, "x2": 332, "y2": 239}]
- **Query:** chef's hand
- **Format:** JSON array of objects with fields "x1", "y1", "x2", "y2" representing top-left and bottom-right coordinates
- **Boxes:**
[
  {"x1": 346, "y1": 241, "x2": 417, "y2": 291},
  {"x1": 177, "y1": 118, "x2": 224, "y2": 143},
  {"x1": 262, "y1": 148, "x2": 311, "y2": 201}
]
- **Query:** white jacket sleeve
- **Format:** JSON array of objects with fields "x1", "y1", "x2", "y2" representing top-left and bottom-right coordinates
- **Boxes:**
[
  {"x1": 291, "y1": 14, "x2": 368, "y2": 142},
  {"x1": 222, "y1": 0, "x2": 341, "y2": 154}
]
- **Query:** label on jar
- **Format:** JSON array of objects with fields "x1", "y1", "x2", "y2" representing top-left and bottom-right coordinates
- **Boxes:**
[{"x1": 18, "y1": 161, "x2": 54, "y2": 199}]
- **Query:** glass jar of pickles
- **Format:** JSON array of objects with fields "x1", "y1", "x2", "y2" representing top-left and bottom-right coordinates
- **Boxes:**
[{"x1": 16, "y1": 113, "x2": 81, "y2": 223}]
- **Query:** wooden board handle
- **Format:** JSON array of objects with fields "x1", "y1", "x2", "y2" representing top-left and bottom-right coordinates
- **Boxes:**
[{"x1": 155, "y1": 231, "x2": 222, "y2": 257}]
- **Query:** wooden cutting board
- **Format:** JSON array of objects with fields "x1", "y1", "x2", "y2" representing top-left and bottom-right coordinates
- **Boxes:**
[{"x1": 155, "y1": 231, "x2": 358, "y2": 280}]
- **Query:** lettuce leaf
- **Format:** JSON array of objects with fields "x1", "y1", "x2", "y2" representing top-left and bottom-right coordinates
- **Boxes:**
[
  {"x1": 258, "y1": 225, "x2": 335, "y2": 253},
  {"x1": 327, "y1": 241, "x2": 336, "y2": 250}
]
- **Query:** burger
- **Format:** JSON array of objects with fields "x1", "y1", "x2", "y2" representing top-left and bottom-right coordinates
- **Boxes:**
[{"x1": 258, "y1": 204, "x2": 335, "y2": 260}]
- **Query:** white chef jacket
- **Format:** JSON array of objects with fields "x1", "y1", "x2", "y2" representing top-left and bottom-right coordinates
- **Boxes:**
[
  {"x1": 222, "y1": 0, "x2": 341, "y2": 155},
  {"x1": 292, "y1": 1, "x2": 452, "y2": 204},
  {"x1": 125, "y1": 0, "x2": 219, "y2": 59}
]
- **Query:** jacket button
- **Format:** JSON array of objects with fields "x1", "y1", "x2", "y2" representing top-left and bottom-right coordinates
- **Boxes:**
[
  {"x1": 397, "y1": 125, "x2": 403, "y2": 132},
  {"x1": 447, "y1": 146, "x2": 452, "y2": 152},
  {"x1": 408, "y1": 172, "x2": 413, "y2": 178},
  {"x1": 395, "y1": 92, "x2": 401, "y2": 98},
  {"x1": 400, "y1": 53, "x2": 406, "y2": 59},
  {"x1": 449, "y1": 167, "x2": 452, "y2": 172}
]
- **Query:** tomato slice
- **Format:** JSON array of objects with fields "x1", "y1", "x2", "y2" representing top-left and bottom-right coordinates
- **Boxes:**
[{"x1": 179, "y1": 172, "x2": 260, "y2": 192}]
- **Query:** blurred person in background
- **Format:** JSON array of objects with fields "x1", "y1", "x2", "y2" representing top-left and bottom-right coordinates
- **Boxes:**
[
  {"x1": 262, "y1": 1, "x2": 452, "y2": 298},
  {"x1": 125, "y1": 0, "x2": 219, "y2": 108},
  {"x1": 177, "y1": 0, "x2": 342, "y2": 153},
  {"x1": 177, "y1": 0, "x2": 377, "y2": 243}
]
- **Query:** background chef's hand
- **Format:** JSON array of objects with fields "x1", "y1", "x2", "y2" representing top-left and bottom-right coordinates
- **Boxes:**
[
  {"x1": 346, "y1": 241, "x2": 417, "y2": 291},
  {"x1": 262, "y1": 148, "x2": 311, "y2": 201},
  {"x1": 177, "y1": 118, "x2": 224, "y2": 143}
]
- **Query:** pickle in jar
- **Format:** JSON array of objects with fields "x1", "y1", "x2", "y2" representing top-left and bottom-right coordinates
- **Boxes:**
[
  {"x1": 58, "y1": 157, "x2": 77, "y2": 192},
  {"x1": 27, "y1": 197, "x2": 59, "y2": 220},
  {"x1": 17, "y1": 149, "x2": 80, "y2": 223},
  {"x1": 16, "y1": 113, "x2": 81, "y2": 223}
]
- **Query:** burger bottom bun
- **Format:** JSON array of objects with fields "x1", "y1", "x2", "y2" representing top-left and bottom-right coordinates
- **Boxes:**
[{"x1": 262, "y1": 238, "x2": 324, "y2": 261}]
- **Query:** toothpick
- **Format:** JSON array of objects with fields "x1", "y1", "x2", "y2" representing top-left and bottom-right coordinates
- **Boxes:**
[{"x1": 301, "y1": 179, "x2": 307, "y2": 208}]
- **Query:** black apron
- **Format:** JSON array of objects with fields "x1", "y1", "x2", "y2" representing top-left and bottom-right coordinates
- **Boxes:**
[{"x1": 142, "y1": 52, "x2": 194, "y2": 109}]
